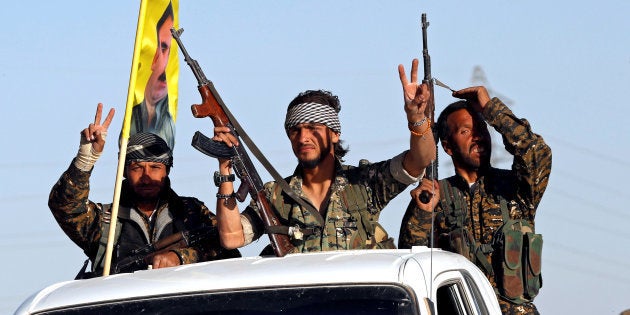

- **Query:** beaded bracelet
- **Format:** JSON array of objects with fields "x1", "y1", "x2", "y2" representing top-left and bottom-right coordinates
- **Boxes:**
[
  {"x1": 408, "y1": 117, "x2": 428, "y2": 129},
  {"x1": 216, "y1": 192, "x2": 237, "y2": 206},
  {"x1": 409, "y1": 120, "x2": 432, "y2": 138}
]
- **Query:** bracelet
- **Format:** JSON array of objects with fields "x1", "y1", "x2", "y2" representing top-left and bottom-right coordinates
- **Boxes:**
[
  {"x1": 216, "y1": 192, "x2": 237, "y2": 206},
  {"x1": 408, "y1": 117, "x2": 428, "y2": 129},
  {"x1": 409, "y1": 120, "x2": 432, "y2": 138}
]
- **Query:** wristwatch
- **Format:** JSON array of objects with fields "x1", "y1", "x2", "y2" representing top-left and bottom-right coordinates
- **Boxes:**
[{"x1": 213, "y1": 171, "x2": 235, "y2": 187}]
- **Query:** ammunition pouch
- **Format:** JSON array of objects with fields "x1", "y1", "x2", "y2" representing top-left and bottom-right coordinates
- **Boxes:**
[{"x1": 493, "y1": 217, "x2": 543, "y2": 304}]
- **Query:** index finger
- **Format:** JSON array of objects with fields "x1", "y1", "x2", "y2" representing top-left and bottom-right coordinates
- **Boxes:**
[
  {"x1": 398, "y1": 64, "x2": 409, "y2": 86},
  {"x1": 94, "y1": 103, "x2": 103, "y2": 125}
]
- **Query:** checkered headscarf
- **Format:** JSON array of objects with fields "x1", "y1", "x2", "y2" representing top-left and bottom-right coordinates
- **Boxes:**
[
  {"x1": 125, "y1": 132, "x2": 173, "y2": 166},
  {"x1": 284, "y1": 102, "x2": 341, "y2": 135}
]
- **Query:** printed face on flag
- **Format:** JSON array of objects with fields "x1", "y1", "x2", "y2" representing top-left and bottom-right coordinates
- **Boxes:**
[
  {"x1": 126, "y1": 0, "x2": 179, "y2": 151},
  {"x1": 147, "y1": 13, "x2": 173, "y2": 106}
]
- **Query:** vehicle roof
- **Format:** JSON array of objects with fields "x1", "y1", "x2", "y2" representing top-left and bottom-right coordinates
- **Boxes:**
[{"x1": 17, "y1": 247, "x2": 490, "y2": 314}]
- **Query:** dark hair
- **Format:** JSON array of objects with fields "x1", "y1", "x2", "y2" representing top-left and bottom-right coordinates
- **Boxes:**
[
  {"x1": 287, "y1": 90, "x2": 349, "y2": 159},
  {"x1": 156, "y1": 1, "x2": 174, "y2": 37}
]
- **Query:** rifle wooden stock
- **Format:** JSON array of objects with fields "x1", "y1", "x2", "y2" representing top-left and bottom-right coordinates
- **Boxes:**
[
  {"x1": 171, "y1": 27, "x2": 294, "y2": 256},
  {"x1": 192, "y1": 84, "x2": 230, "y2": 127},
  {"x1": 256, "y1": 191, "x2": 294, "y2": 257}
]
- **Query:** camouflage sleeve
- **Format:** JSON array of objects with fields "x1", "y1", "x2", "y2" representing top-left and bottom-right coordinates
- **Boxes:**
[
  {"x1": 362, "y1": 157, "x2": 412, "y2": 212},
  {"x1": 483, "y1": 97, "x2": 552, "y2": 216},
  {"x1": 48, "y1": 160, "x2": 102, "y2": 256},
  {"x1": 398, "y1": 200, "x2": 433, "y2": 248}
]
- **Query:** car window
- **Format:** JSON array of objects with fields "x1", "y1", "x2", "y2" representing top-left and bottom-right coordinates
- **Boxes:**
[
  {"x1": 434, "y1": 271, "x2": 491, "y2": 315},
  {"x1": 37, "y1": 284, "x2": 420, "y2": 315}
]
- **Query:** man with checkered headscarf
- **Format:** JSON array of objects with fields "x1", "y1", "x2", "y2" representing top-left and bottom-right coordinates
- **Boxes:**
[
  {"x1": 212, "y1": 59, "x2": 437, "y2": 254},
  {"x1": 49, "y1": 104, "x2": 239, "y2": 278}
]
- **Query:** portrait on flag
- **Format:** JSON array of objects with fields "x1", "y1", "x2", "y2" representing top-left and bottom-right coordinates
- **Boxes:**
[{"x1": 129, "y1": 0, "x2": 179, "y2": 150}]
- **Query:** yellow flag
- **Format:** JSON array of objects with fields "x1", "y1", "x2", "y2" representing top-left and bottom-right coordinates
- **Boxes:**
[
  {"x1": 123, "y1": 0, "x2": 179, "y2": 150},
  {"x1": 103, "y1": 0, "x2": 180, "y2": 277}
]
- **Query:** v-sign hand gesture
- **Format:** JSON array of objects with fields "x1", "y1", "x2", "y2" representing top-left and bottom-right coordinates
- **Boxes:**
[
  {"x1": 82, "y1": 103, "x2": 115, "y2": 153},
  {"x1": 398, "y1": 59, "x2": 430, "y2": 121}
]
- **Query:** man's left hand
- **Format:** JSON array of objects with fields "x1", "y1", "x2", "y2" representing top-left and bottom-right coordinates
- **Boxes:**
[
  {"x1": 151, "y1": 251, "x2": 181, "y2": 269},
  {"x1": 398, "y1": 58, "x2": 430, "y2": 121}
]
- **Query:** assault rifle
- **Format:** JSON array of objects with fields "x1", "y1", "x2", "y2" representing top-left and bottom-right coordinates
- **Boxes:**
[
  {"x1": 418, "y1": 13, "x2": 438, "y2": 204},
  {"x1": 170, "y1": 27, "x2": 294, "y2": 257},
  {"x1": 114, "y1": 226, "x2": 214, "y2": 273}
]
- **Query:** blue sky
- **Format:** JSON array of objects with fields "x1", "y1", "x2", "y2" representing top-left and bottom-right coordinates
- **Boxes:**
[{"x1": 2, "y1": 1, "x2": 629, "y2": 314}]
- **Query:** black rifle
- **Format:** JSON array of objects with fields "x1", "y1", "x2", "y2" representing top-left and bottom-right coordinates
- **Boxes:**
[
  {"x1": 418, "y1": 13, "x2": 438, "y2": 204},
  {"x1": 170, "y1": 27, "x2": 295, "y2": 257},
  {"x1": 114, "y1": 226, "x2": 214, "y2": 273}
]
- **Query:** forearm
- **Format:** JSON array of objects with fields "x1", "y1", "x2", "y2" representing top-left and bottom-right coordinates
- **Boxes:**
[
  {"x1": 216, "y1": 160, "x2": 246, "y2": 249},
  {"x1": 171, "y1": 247, "x2": 196, "y2": 264},
  {"x1": 484, "y1": 97, "x2": 552, "y2": 207},
  {"x1": 48, "y1": 161, "x2": 100, "y2": 250},
  {"x1": 398, "y1": 200, "x2": 434, "y2": 248},
  {"x1": 404, "y1": 126, "x2": 436, "y2": 177}
]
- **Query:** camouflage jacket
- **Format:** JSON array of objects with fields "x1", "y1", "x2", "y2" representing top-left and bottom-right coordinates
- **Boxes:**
[
  {"x1": 398, "y1": 97, "x2": 552, "y2": 281},
  {"x1": 49, "y1": 161, "x2": 237, "y2": 275},
  {"x1": 241, "y1": 152, "x2": 418, "y2": 252}
]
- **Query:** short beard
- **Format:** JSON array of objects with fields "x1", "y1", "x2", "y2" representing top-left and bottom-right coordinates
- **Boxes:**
[
  {"x1": 299, "y1": 134, "x2": 333, "y2": 169},
  {"x1": 300, "y1": 157, "x2": 320, "y2": 169},
  {"x1": 130, "y1": 178, "x2": 166, "y2": 203},
  {"x1": 299, "y1": 147, "x2": 328, "y2": 169}
]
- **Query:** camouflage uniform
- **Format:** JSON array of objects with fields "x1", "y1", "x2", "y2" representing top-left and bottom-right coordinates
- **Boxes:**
[
  {"x1": 399, "y1": 98, "x2": 552, "y2": 315},
  {"x1": 49, "y1": 161, "x2": 238, "y2": 276},
  {"x1": 240, "y1": 152, "x2": 418, "y2": 252}
]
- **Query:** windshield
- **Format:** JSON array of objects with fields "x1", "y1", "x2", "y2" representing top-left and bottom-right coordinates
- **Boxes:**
[{"x1": 38, "y1": 284, "x2": 420, "y2": 315}]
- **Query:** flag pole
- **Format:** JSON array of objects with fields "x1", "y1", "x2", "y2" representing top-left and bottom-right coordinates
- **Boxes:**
[{"x1": 102, "y1": 0, "x2": 148, "y2": 276}]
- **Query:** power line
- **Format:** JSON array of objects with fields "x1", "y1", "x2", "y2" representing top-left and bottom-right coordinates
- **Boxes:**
[{"x1": 546, "y1": 134, "x2": 630, "y2": 169}]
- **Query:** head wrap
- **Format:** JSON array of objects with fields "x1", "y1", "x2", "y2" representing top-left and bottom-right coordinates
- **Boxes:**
[
  {"x1": 284, "y1": 102, "x2": 341, "y2": 135},
  {"x1": 125, "y1": 132, "x2": 173, "y2": 166}
]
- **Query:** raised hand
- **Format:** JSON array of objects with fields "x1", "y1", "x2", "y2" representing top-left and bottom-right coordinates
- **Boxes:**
[
  {"x1": 398, "y1": 58, "x2": 430, "y2": 120},
  {"x1": 82, "y1": 103, "x2": 115, "y2": 153},
  {"x1": 452, "y1": 86, "x2": 491, "y2": 113}
]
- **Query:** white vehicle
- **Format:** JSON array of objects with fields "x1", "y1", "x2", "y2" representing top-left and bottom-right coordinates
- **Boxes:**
[{"x1": 16, "y1": 247, "x2": 501, "y2": 314}]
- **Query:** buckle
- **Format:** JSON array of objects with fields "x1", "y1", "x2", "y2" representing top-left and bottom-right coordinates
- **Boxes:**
[{"x1": 288, "y1": 225, "x2": 304, "y2": 241}]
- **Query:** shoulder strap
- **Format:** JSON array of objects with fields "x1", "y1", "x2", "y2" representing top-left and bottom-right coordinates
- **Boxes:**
[
  {"x1": 340, "y1": 182, "x2": 372, "y2": 244},
  {"x1": 93, "y1": 204, "x2": 123, "y2": 273},
  {"x1": 439, "y1": 179, "x2": 466, "y2": 228},
  {"x1": 499, "y1": 197, "x2": 511, "y2": 222}
]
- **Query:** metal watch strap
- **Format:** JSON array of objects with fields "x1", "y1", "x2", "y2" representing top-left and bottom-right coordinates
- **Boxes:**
[{"x1": 214, "y1": 171, "x2": 235, "y2": 187}]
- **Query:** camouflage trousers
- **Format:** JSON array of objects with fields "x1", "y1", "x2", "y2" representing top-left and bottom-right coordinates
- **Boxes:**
[{"x1": 499, "y1": 298, "x2": 539, "y2": 315}]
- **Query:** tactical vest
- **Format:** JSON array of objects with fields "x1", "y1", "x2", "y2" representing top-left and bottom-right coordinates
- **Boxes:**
[
  {"x1": 269, "y1": 162, "x2": 395, "y2": 251},
  {"x1": 438, "y1": 180, "x2": 542, "y2": 304}
]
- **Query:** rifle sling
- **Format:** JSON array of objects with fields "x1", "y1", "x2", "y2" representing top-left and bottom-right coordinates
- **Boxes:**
[{"x1": 219, "y1": 102, "x2": 326, "y2": 227}]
